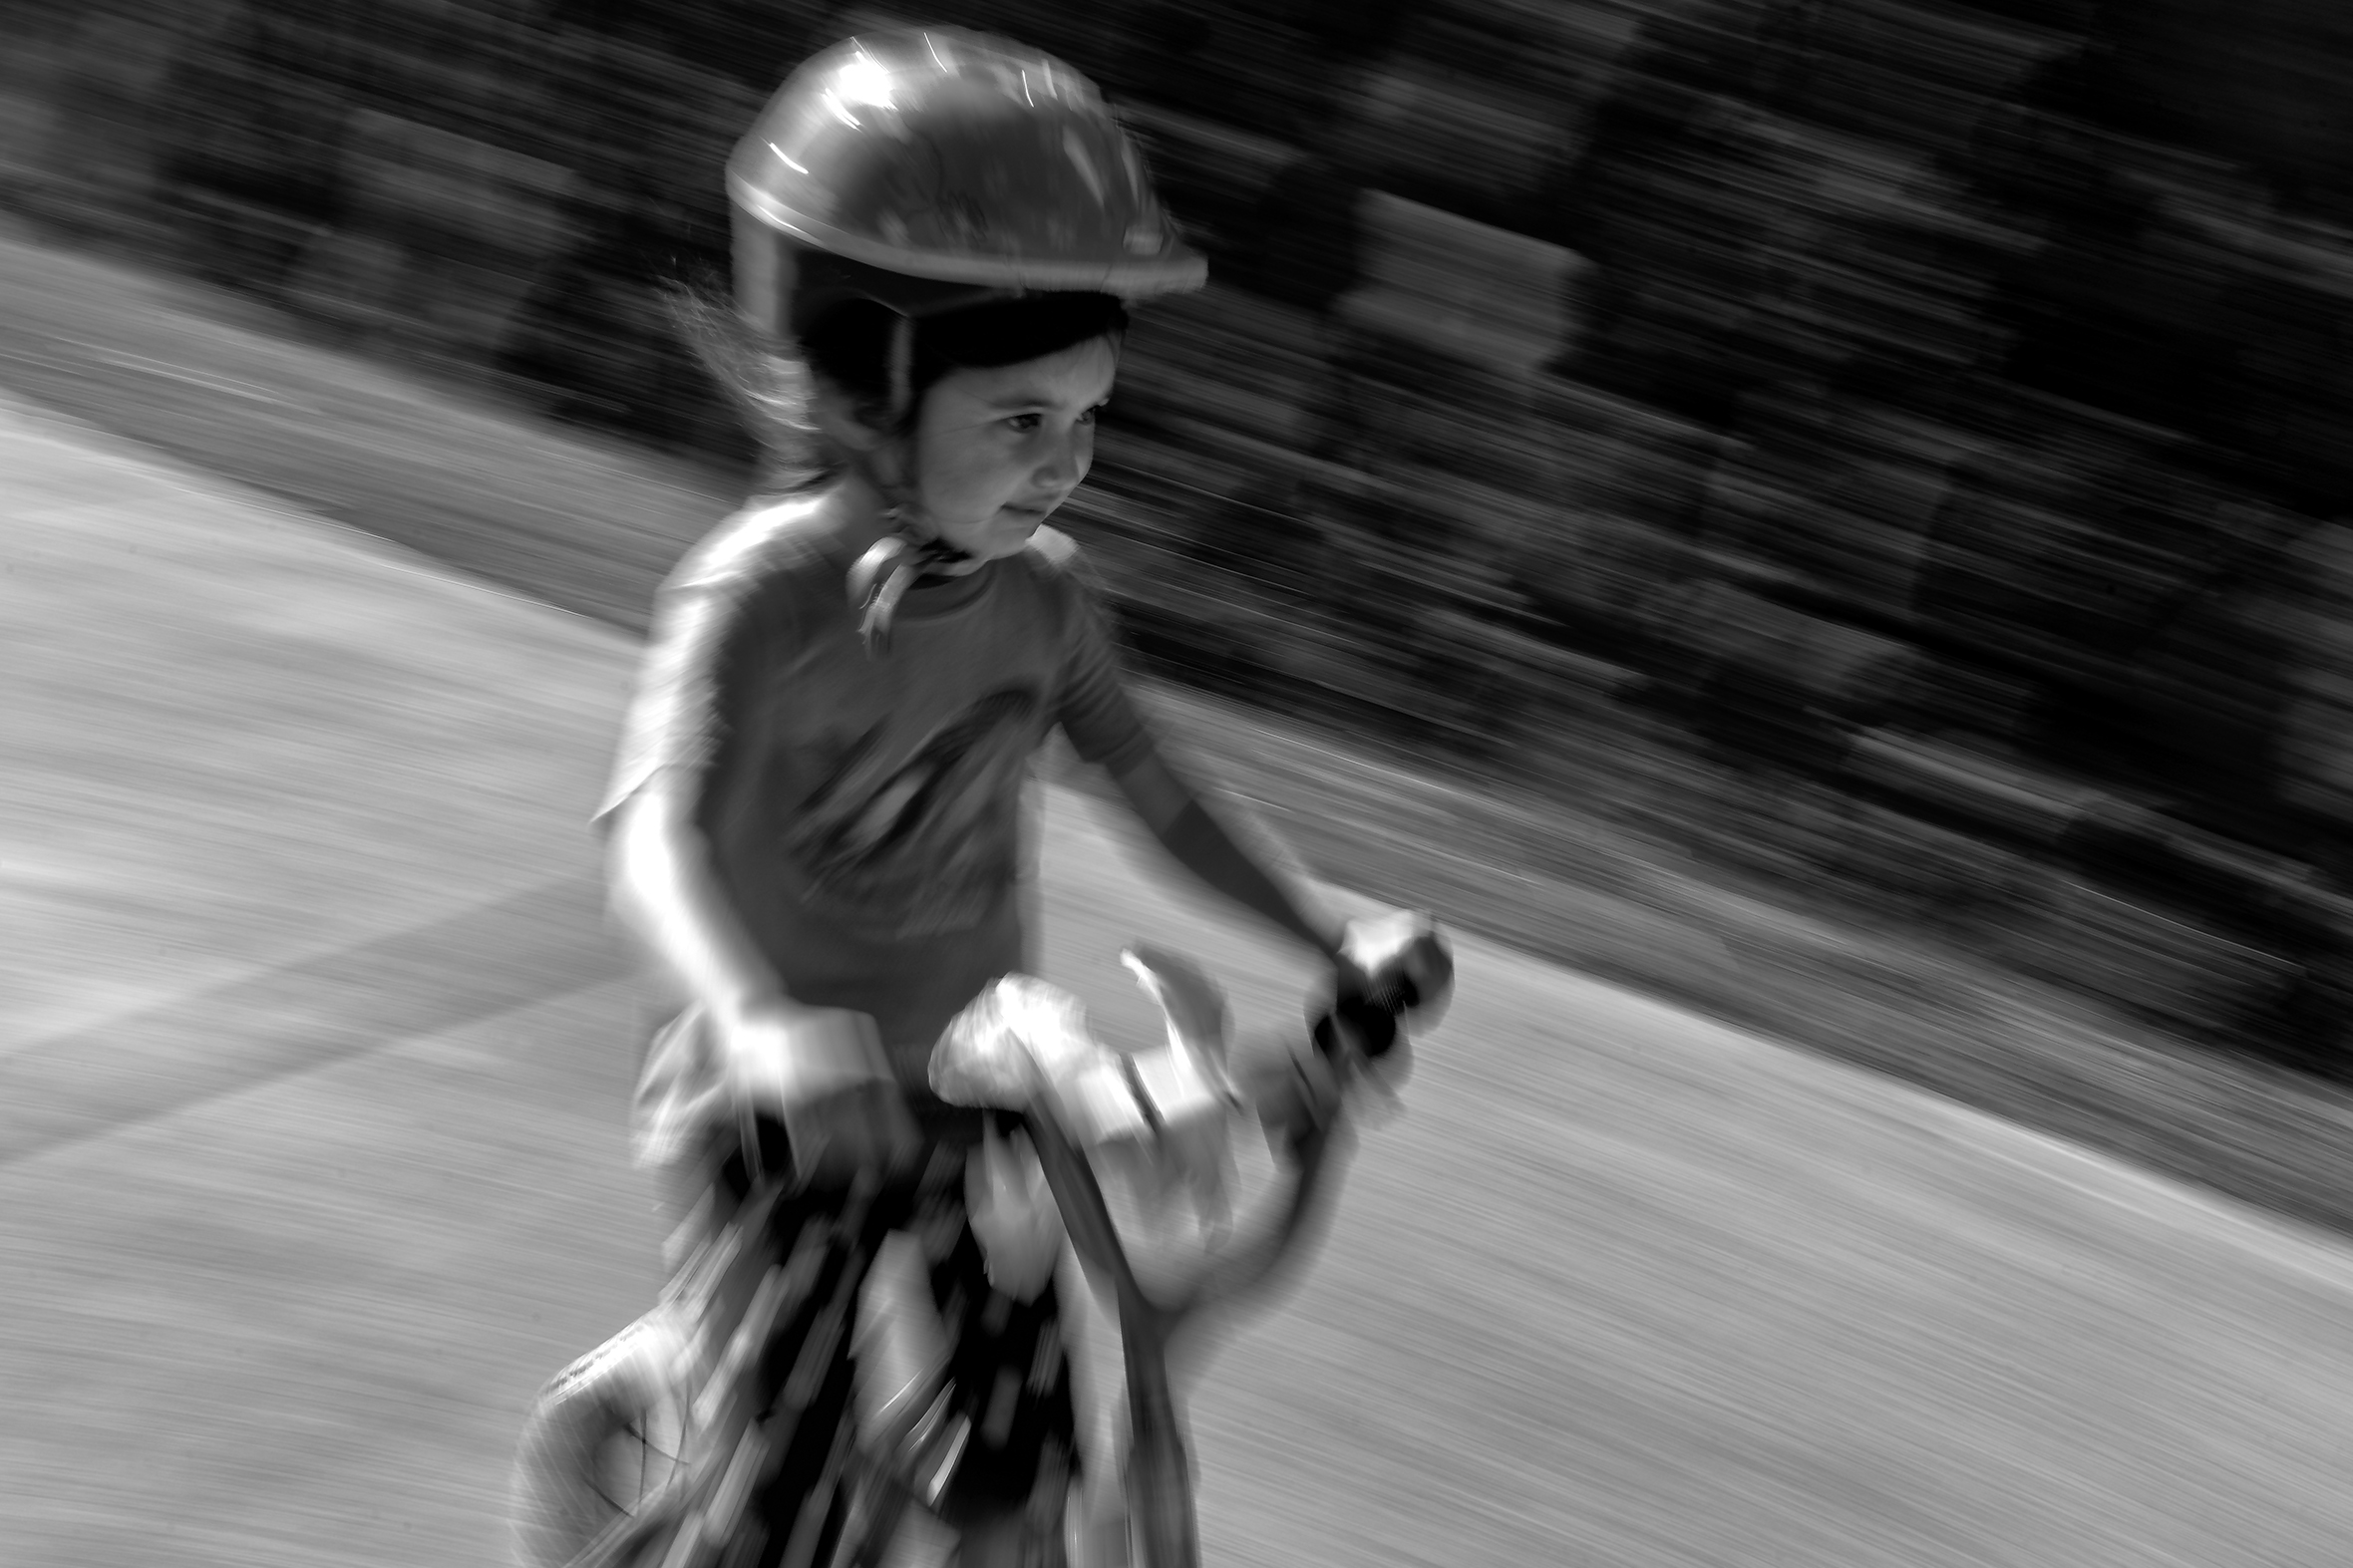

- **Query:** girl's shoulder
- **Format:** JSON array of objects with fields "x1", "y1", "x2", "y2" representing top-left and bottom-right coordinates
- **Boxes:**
[
  {"x1": 650, "y1": 495, "x2": 862, "y2": 662},
  {"x1": 1013, "y1": 523, "x2": 1110, "y2": 601},
  {"x1": 670, "y1": 493, "x2": 852, "y2": 601},
  {"x1": 1022, "y1": 523, "x2": 1082, "y2": 573},
  {"x1": 1003, "y1": 525, "x2": 1121, "y2": 650}
]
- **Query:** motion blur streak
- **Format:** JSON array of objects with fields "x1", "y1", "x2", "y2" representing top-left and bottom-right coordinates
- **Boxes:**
[
  {"x1": 0, "y1": 876, "x2": 608, "y2": 1168},
  {"x1": 8, "y1": 0, "x2": 2353, "y2": 1561},
  {"x1": 7, "y1": 396, "x2": 2353, "y2": 1566}
]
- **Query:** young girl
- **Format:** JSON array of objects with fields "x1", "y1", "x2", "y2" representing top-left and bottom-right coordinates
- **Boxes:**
[{"x1": 515, "y1": 28, "x2": 1445, "y2": 1568}]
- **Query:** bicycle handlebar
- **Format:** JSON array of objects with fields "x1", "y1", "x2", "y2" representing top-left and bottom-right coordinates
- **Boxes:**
[
  {"x1": 663, "y1": 938, "x2": 1447, "y2": 1568},
  {"x1": 1026, "y1": 976, "x2": 1422, "y2": 1568}
]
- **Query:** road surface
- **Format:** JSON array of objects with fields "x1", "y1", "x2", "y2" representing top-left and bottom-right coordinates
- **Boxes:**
[{"x1": 5, "y1": 393, "x2": 2353, "y2": 1567}]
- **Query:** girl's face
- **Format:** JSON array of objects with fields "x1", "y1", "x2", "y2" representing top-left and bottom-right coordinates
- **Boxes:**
[{"x1": 907, "y1": 336, "x2": 1118, "y2": 560}]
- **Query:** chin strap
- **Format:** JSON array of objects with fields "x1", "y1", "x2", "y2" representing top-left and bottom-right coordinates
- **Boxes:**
[
  {"x1": 845, "y1": 314, "x2": 998, "y2": 656},
  {"x1": 847, "y1": 521, "x2": 981, "y2": 657}
]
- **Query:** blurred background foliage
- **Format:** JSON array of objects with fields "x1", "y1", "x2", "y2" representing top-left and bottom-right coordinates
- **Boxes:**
[{"x1": 8, "y1": 0, "x2": 2353, "y2": 1071}]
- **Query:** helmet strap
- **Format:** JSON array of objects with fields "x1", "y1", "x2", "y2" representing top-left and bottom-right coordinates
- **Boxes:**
[
  {"x1": 886, "y1": 313, "x2": 916, "y2": 430},
  {"x1": 874, "y1": 314, "x2": 978, "y2": 574},
  {"x1": 848, "y1": 521, "x2": 982, "y2": 657},
  {"x1": 868, "y1": 313, "x2": 935, "y2": 538},
  {"x1": 846, "y1": 314, "x2": 979, "y2": 656}
]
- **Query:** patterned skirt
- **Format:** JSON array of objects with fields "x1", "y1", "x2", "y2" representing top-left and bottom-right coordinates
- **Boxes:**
[{"x1": 515, "y1": 1101, "x2": 1082, "y2": 1568}]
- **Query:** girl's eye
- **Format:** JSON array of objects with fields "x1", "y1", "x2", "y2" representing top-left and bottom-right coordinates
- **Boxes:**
[
  {"x1": 1005, "y1": 413, "x2": 1042, "y2": 434},
  {"x1": 1078, "y1": 406, "x2": 1101, "y2": 426}
]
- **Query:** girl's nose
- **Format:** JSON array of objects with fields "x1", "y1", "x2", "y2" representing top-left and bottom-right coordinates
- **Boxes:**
[{"x1": 1036, "y1": 425, "x2": 1086, "y2": 486}]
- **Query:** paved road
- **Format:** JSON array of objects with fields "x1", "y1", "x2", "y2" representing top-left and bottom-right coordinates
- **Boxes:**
[
  {"x1": 7, "y1": 395, "x2": 2353, "y2": 1567},
  {"x1": 15, "y1": 218, "x2": 2353, "y2": 1248}
]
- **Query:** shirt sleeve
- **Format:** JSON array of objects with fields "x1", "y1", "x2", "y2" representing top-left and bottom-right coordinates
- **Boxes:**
[
  {"x1": 594, "y1": 533, "x2": 792, "y2": 830},
  {"x1": 1052, "y1": 554, "x2": 1160, "y2": 777}
]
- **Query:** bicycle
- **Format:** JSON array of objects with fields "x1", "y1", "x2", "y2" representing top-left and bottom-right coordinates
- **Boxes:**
[{"x1": 514, "y1": 927, "x2": 1447, "y2": 1568}]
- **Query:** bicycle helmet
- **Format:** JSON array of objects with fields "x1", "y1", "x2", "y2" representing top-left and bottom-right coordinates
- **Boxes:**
[{"x1": 729, "y1": 26, "x2": 1208, "y2": 344}]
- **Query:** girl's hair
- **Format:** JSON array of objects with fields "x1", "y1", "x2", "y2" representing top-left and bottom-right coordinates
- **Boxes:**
[{"x1": 670, "y1": 279, "x2": 1128, "y2": 496}]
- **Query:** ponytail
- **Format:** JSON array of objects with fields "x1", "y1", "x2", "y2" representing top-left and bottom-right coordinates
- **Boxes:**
[{"x1": 663, "y1": 278, "x2": 832, "y2": 498}]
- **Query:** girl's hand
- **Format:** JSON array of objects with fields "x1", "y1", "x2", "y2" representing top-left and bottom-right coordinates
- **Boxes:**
[
  {"x1": 1314, "y1": 911, "x2": 1454, "y2": 1075},
  {"x1": 717, "y1": 1000, "x2": 920, "y2": 1184},
  {"x1": 1337, "y1": 910, "x2": 1455, "y2": 1026}
]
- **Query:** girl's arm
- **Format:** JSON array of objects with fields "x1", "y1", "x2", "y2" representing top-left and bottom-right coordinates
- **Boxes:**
[
  {"x1": 1044, "y1": 550, "x2": 1352, "y2": 967},
  {"x1": 608, "y1": 783, "x2": 916, "y2": 1176},
  {"x1": 607, "y1": 781, "x2": 790, "y2": 1023},
  {"x1": 1109, "y1": 747, "x2": 1348, "y2": 964}
]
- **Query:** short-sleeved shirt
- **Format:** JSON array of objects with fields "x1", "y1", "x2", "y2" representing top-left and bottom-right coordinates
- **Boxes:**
[{"x1": 600, "y1": 496, "x2": 1158, "y2": 1072}]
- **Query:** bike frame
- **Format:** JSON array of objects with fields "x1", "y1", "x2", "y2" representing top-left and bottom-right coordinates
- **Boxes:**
[{"x1": 577, "y1": 991, "x2": 1391, "y2": 1568}]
